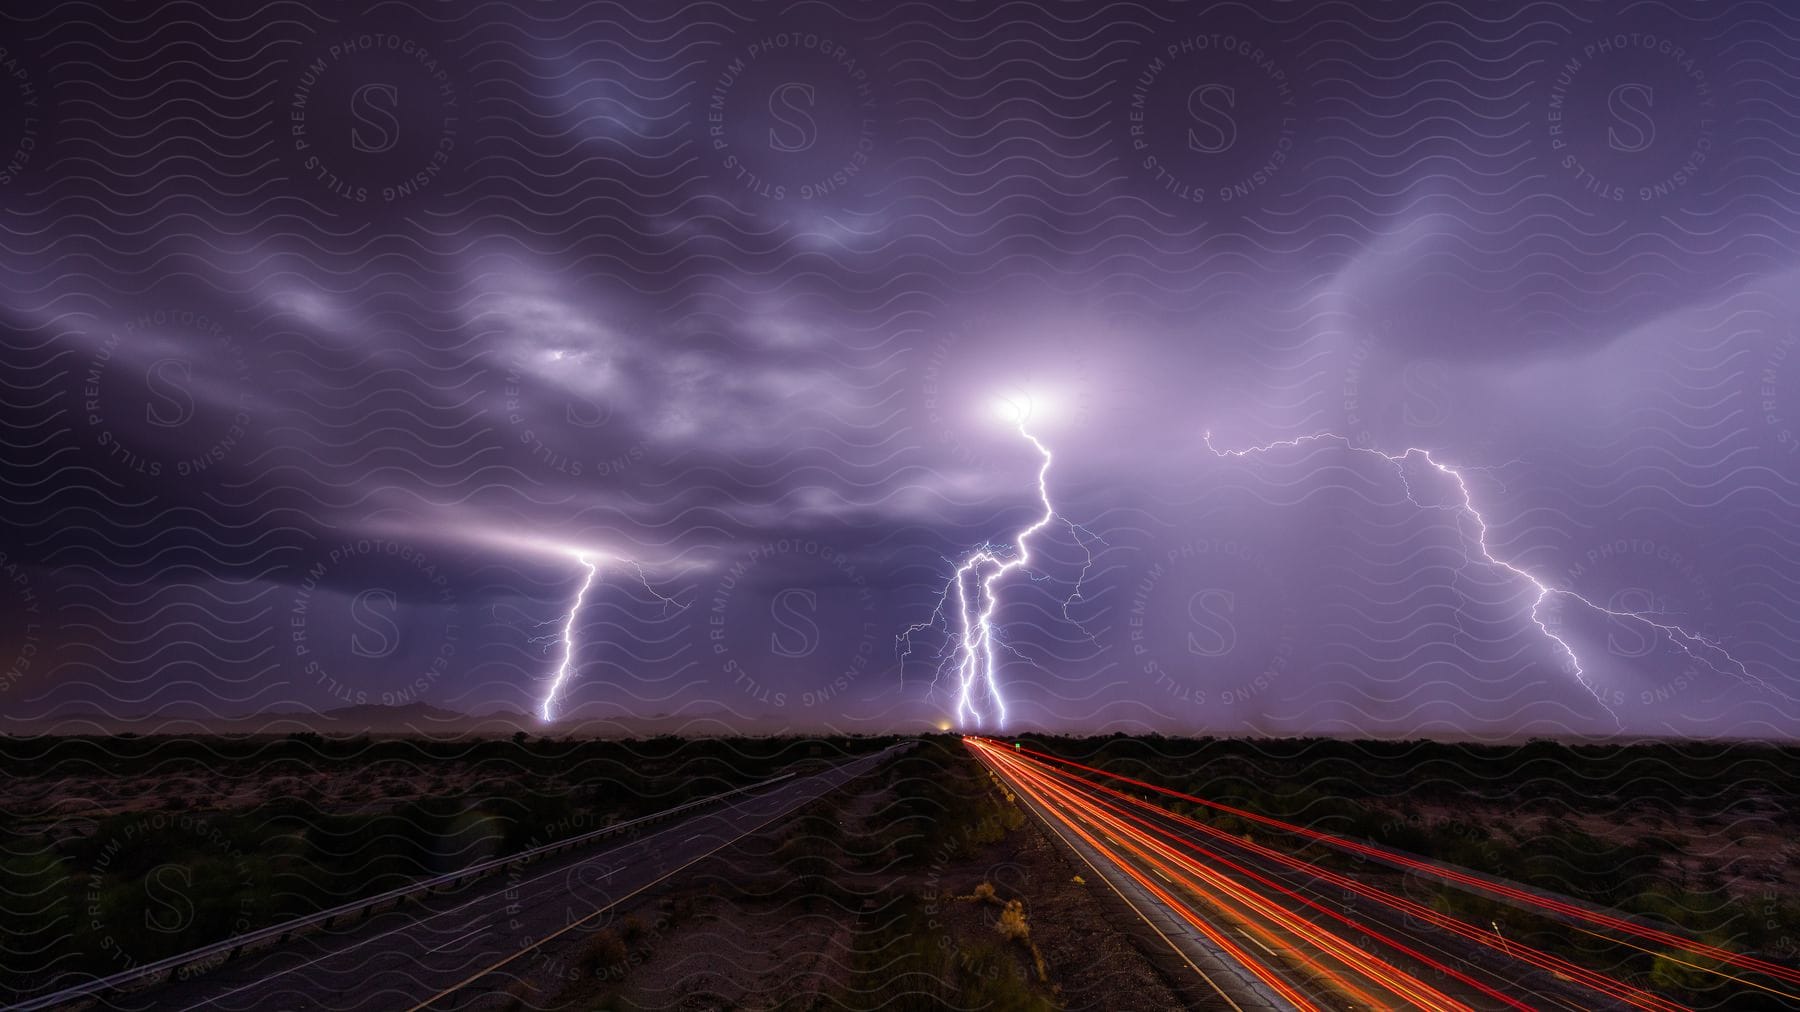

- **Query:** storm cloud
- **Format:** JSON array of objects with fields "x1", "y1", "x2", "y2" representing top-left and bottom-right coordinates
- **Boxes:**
[{"x1": 2, "y1": 0, "x2": 1798, "y2": 740}]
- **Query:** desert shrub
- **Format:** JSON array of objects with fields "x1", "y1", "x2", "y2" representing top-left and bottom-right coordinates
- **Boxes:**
[
  {"x1": 835, "y1": 893, "x2": 1054, "y2": 1011},
  {"x1": 621, "y1": 915, "x2": 647, "y2": 944},
  {"x1": 577, "y1": 928, "x2": 629, "y2": 980},
  {"x1": 996, "y1": 899, "x2": 1029, "y2": 941},
  {"x1": 1000, "y1": 804, "x2": 1025, "y2": 833}
]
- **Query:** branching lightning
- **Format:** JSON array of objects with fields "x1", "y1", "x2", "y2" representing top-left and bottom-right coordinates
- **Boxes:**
[
  {"x1": 1204, "y1": 431, "x2": 1796, "y2": 725},
  {"x1": 539, "y1": 553, "x2": 597, "y2": 722},
  {"x1": 902, "y1": 396, "x2": 1101, "y2": 728},
  {"x1": 536, "y1": 552, "x2": 683, "y2": 723}
]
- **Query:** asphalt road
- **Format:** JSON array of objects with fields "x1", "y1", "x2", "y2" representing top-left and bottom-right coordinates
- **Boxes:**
[
  {"x1": 101, "y1": 745, "x2": 902, "y2": 1012},
  {"x1": 1111, "y1": 802, "x2": 1635, "y2": 1012},
  {"x1": 973, "y1": 740, "x2": 1300, "y2": 1011},
  {"x1": 972, "y1": 739, "x2": 1648, "y2": 1012}
]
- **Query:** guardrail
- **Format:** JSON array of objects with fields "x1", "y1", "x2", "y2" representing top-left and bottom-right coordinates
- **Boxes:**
[{"x1": 12, "y1": 771, "x2": 796, "y2": 1011}]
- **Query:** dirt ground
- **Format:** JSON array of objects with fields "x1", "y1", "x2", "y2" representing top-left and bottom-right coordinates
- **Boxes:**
[{"x1": 490, "y1": 756, "x2": 1195, "y2": 1011}]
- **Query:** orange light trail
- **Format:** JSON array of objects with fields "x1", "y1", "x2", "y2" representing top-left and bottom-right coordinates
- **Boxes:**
[
  {"x1": 973, "y1": 741, "x2": 1325, "y2": 1009},
  {"x1": 1001, "y1": 740, "x2": 1800, "y2": 992},
  {"x1": 984, "y1": 747, "x2": 1401, "y2": 1007},
  {"x1": 977, "y1": 741, "x2": 1533, "y2": 1010},
  {"x1": 976, "y1": 738, "x2": 1472, "y2": 1011},
  {"x1": 971, "y1": 738, "x2": 1693, "y2": 1012}
]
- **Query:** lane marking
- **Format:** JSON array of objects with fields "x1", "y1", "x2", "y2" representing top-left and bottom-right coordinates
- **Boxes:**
[
  {"x1": 978, "y1": 752, "x2": 1248, "y2": 1012},
  {"x1": 182, "y1": 808, "x2": 747, "y2": 1010},
  {"x1": 1125, "y1": 787, "x2": 1617, "y2": 1011},
  {"x1": 175, "y1": 752, "x2": 893, "y2": 1011},
  {"x1": 1238, "y1": 928, "x2": 1281, "y2": 958},
  {"x1": 423, "y1": 926, "x2": 485, "y2": 955},
  {"x1": 405, "y1": 749, "x2": 895, "y2": 1011}
]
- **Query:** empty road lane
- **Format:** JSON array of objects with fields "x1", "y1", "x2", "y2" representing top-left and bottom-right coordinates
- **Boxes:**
[{"x1": 102, "y1": 745, "x2": 902, "y2": 1012}]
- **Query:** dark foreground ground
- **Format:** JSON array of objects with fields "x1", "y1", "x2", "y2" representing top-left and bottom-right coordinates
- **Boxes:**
[
  {"x1": 4, "y1": 731, "x2": 1797, "y2": 1009},
  {"x1": 1, "y1": 732, "x2": 1189, "y2": 1010}
]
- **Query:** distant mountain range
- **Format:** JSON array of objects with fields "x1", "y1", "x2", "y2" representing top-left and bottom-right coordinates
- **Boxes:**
[{"x1": 0, "y1": 701, "x2": 925, "y2": 738}]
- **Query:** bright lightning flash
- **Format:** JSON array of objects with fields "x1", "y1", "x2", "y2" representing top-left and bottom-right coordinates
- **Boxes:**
[
  {"x1": 539, "y1": 553, "x2": 597, "y2": 722},
  {"x1": 1204, "y1": 431, "x2": 1796, "y2": 726},
  {"x1": 535, "y1": 552, "x2": 683, "y2": 724},
  {"x1": 902, "y1": 393, "x2": 1100, "y2": 728}
]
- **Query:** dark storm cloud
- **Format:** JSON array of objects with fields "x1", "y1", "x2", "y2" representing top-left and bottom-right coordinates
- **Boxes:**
[{"x1": 2, "y1": 0, "x2": 1798, "y2": 739}]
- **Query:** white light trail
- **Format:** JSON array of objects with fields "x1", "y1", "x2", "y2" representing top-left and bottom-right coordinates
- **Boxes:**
[{"x1": 1204, "y1": 431, "x2": 1796, "y2": 726}]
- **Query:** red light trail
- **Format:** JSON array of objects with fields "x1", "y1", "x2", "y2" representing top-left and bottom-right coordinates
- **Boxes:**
[
  {"x1": 967, "y1": 738, "x2": 1800, "y2": 1011},
  {"x1": 976, "y1": 739, "x2": 1475, "y2": 1010},
  {"x1": 997, "y1": 740, "x2": 1800, "y2": 991}
]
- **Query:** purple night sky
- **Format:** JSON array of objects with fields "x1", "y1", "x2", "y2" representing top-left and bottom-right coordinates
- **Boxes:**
[{"x1": 2, "y1": 0, "x2": 1797, "y2": 740}]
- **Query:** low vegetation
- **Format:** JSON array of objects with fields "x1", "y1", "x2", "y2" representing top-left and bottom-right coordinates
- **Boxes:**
[
  {"x1": 0, "y1": 732, "x2": 893, "y2": 1002},
  {"x1": 834, "y1": 892, "x2": 1055, "y2": 1012}
]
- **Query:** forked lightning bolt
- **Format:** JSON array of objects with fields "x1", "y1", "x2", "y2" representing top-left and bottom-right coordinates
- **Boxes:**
[
  {"x1": 902, "y1": 406, "x2": 1100, "y2": 728},
  {"x1": 537, "y1": 553, "x2": 683, "y2": 723},
  {"x1": 1204, "y1": 431, "x2": 1796, "y2": 724},
  {"x1": 539, "y1": 554, "x2": 597, "y2": 722}
]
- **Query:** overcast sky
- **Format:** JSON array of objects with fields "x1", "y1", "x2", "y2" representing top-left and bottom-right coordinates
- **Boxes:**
[{"x1": 3, "y1": 0, "x2": 1798, "y2": 740}]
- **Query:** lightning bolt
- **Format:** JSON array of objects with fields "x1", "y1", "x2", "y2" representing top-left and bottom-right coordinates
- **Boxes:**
[
  {"x1": 902, "y1": 403, "x2": 1101, "y2": 729},
  {"x1": 1204, "y1": 431, "x2": 1796, "y2": 726},
  {"x1": 536, "y1": 553, "x2": 684, "y2": 723},
  {"x1": 539, "y1": 553, "x2": 597, "y2": 722}
]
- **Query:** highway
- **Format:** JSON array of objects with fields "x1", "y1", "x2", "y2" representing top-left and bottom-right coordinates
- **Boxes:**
[
  {"x1": 969, "y1": 737, "x2": 1800, "y2": 1012},
  {"x1": 95, "y1": 745, "x2": 901, "y2": 1012}
]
